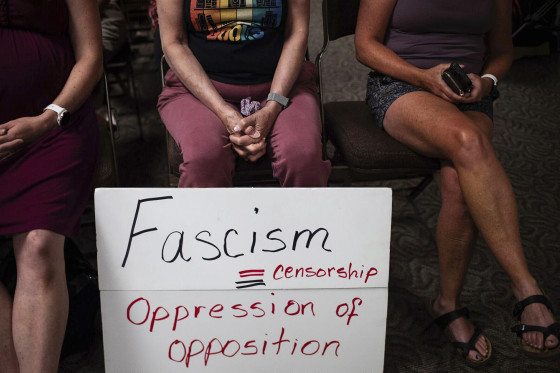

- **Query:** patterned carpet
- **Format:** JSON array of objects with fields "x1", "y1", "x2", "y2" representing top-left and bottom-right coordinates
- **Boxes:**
[{"x1": 3, "y1": 2, "x2": 559, "y2": 372}]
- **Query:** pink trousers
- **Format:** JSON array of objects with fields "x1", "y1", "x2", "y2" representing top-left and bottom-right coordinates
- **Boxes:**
[{"x1": 157, "y1": 62, "x2": 331, "y2": 187}]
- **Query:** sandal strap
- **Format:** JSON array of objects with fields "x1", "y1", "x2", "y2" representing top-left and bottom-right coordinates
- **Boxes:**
[
  {"x1": 552, "y1": 322, "x2": 560, "y2": 338},
  {"x1": 451, "y1": 326, "x2": 483, "y2": 359},
  {"x1": 433, "y1": 307, "x2": 470, "y2": 330},
  {"x1": 512, "y1": 295, "x2": 553, "y2": 319},
  {"x1": 511, "y1": 322, "x2": 560, "y2": 340}
]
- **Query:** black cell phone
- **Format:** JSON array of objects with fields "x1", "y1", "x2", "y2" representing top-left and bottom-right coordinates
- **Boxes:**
[{"x1": 441, "y1": 62, "x2": 473, "y2": 96}]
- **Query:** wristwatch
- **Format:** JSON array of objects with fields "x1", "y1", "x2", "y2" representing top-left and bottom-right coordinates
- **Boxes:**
[
  {"x1": 481, "y1": 73, "x2": 498, "y2": 87},
  {"x1": 267, "y1": 92, "x2": 290, "y2": 109},
  {"x1": 43, "y1": 104, "x2": 70, "y2": 127}
]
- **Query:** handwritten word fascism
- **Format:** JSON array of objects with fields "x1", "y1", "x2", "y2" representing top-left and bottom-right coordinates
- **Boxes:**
[{"x1": 122, "y1": 197, "x2": 333, "y2": 267}]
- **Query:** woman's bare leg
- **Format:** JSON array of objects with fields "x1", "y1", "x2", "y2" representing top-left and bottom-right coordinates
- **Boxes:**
[
  {"x1": 12, "y1": 229, "x2": 68, "y2": 373},
  {"x1": 0, "y1": 282, "x2": 18, "y2": 373},
  {"x1": 432, "y1": 161, "x2": 488, "y2": 360},
  {"x1": 384, "y1": 91, "x2": 558, "y2": 350}
]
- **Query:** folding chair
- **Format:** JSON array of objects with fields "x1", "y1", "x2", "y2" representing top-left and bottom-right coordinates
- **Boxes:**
[
  {"x1": 104, "y1": 41, "x2": 143, "y2": 139},
  {"x1": 120, "y1": 0, "x2": 153, "y2": 45},
  {"x1": 316, "y1": 0, "x2": 440, "y2": 197},
  {"x1": 95, "y1": 71, "x2": 121, "y2": 187}
]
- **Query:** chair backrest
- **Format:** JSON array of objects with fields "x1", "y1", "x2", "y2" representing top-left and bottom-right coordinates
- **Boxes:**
[
  {"x1": 314, "y1": 0, "x2": 439, "y2": 189},
  {"x1": 316, "y1": 0, "x2": 361, "y2": 68},
  {"x1": 324, "y1": 0, "x2": 361, "y2": 42},
  {"x1": 315, "y1": 0, "x2": 361, "y2": 156},
  {"x1": 120, "y1": 0, "x2": 151, "y2": 31}
]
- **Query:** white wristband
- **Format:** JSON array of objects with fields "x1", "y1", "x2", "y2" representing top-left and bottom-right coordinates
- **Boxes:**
[{"x1": 481, "y1": 73, "x2": 498, "y2": 87}]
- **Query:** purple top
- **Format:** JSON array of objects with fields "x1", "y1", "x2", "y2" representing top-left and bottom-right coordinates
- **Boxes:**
[
  {"x1": 384, "y1": 0, "x2": 495, "y2": 74},
  {"x1": 0, "y1": 0, "x2": 99, "y2": 238}
]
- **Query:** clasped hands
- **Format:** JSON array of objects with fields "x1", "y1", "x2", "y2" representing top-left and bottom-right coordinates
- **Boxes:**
[{"x1": 223, "y1": 103, "x2": 282, "y2": 162}]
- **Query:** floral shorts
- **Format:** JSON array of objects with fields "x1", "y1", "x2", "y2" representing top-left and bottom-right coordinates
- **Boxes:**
[{"x1": 365, "y1": 71, "x2": 500, "y2": 129}]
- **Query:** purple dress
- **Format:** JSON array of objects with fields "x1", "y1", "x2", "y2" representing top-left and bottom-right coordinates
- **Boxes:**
[{"x1": 0, "y1": 0, "x2": 99, "y2": 237}]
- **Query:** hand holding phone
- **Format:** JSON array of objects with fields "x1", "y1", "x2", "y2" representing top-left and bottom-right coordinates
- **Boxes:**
[{"x1": 441, "y1": 62, "x2": 473, "y2": 96}]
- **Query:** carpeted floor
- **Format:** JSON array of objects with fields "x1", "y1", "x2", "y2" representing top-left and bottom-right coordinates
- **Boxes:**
[{"x1": 2, "y1": 1, "x2": 559, "y2": 372}]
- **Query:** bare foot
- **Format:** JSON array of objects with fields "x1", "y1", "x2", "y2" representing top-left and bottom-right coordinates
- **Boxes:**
[
  {"x1": 432, "y1": 297, "x2": 489, "y2": 362},
  {"x1": 512, "y1": 284, "x2": 559, "y2": 350}
]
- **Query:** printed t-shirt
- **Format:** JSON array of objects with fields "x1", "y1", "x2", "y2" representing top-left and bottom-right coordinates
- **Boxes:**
[{"x1": 186, "y1": 0, "x2": 287, "y2": 84}]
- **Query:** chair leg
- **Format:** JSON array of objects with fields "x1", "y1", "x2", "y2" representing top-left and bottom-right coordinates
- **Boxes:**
[
  {"x1": 127, "y1": 61, "x2": 143, "y2": 140},
  {"x1": 407, "y1": 175, "x2": 433, "y2": 201},
  {"x1": 104, "y1": 73, "x2": 120, "y2": 187}
]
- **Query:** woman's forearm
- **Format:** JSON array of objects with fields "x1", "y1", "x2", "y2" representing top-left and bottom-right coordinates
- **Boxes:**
[
  {"x1": 355, "y1": 37, "x2": 427, "y2": 87},
  {"x1": 51, "y1": 0, "x2": 103, "y2": 114},
  {"x1": 34, "y1": 0, "x2": 103, "y2": 130},
  {"x1": 265, "y1": 0, "x2": 310, "y2": 112},
  {"x1": 480, "y1": 0, "x2": 514, "y2": 81},
  {"x1": 163, "y1": 40, "x2": 234, "y2": 122},
  {"x1": 268, "y1": 0, "x2": 309, "y2": 97},
  {"x1": 158, "y1": 0, "x2": 234, "y2": 123},
  {"x1": 268, "y1": 33, "x2": 307, "y2": 98}
]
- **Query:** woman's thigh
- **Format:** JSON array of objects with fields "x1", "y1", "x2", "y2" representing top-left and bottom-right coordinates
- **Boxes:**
[
  {"x1": 268, "y1": 88, "x2": 322, "y2": 152},
  {"x1": 267, "y1": 62, "x2": 323, "y2": 156},
  {"x1": 383, "y1": 91, "x2": 493, "y2": 159},
  {"x1": 158, "y1": 87, "x2": 233, "y2": 158}
]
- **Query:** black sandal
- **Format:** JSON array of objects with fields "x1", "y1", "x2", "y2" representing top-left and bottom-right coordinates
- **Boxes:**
[
  {"x1": 511, "y1": 294, "x2": 560, "y2": 358},
  {"x1": 430, "y1": 305, "x2": 492, "y2": 367}
]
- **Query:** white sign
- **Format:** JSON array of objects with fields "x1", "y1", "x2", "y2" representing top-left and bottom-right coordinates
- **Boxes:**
[{"x1": 95, "y1": 188, "x2": 391, "y2": 372}]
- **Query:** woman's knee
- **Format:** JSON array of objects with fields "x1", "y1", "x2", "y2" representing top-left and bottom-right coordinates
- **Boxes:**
[
  {"x1": 182, "y1": 147, "x2": 231, "y2": 170},
  {"x1": 179, "y1": 147, "x2": 235, "y2": 187},
  {"x1": 14, "y1": 230, "x2": 65, "y2": 284},
  {"x1": 447, "y1": 122, "x2": 494, "y2": 169},
  {"x1": 272, "y1": 141, "x2": 330, "y2": 187}
]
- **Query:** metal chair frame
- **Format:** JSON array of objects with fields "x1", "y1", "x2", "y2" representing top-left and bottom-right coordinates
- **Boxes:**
[
  {"x1": 119, "y1": 0, "x2": 153, "y2": 45},
  {"x1": 100, "y1": 71, "x2": 120, "y2": 187},
  {"x1": 104, "y1": 42, "x2": 143, "y2": 139}
]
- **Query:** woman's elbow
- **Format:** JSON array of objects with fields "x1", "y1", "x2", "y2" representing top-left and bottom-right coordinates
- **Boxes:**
[
  {"x1": 77, "y1": 50, "x2": 103, "y2": 84},
  {"x1": 354, "y1": 36, "x2": 368, "y2": 65},
  {"x1": 94, "y1": 59, "x2": 104, "y2": 82},
  {"x1": 91, "y1": 49, "x2": 104, "y2": 82}
]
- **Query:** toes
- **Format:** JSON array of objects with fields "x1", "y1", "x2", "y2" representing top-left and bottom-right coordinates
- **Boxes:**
[
  {"x1": 468, "y1": 350, "x2": 483, "y2": 361},
  {"x1": 524, "y1": 331, "x2": 543, "y2": 350},
  {"x1": 475, "y1": 336, "x2": 488, "y2": 357},
  {"x1": 545, "y1": 335, "x2": 559, "y2": 349},
  {"x1": 524, "y1": 332, "x2": 558, "y2": 351}
]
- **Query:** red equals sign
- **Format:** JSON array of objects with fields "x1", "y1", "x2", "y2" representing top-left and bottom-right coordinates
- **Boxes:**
[
  {"x1": 236, "y1": 269, "x2": 266, "y2": 288},
  {"x1": 239, "y1": 269, "x2": 265, "y2": 278}
]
